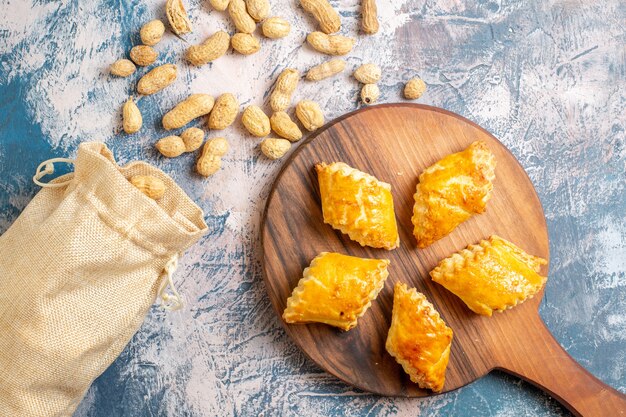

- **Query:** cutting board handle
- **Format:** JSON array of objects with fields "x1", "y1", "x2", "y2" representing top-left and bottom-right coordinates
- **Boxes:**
[{"x1": 495, "y1": 314, "x2": 626, "y2": 416}]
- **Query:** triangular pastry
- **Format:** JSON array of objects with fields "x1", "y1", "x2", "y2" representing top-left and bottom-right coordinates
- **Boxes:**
[
  {"x1": 412, "y1": 141, "x2": 496, "y2": 248},
  {"x1": 385, "y1": 283, "x2": 453, "y2": 392},
  {"x1": 316, "y1": 162, "x2": 399, "y2": 250},
  {"x1": 283, "y1": 252, "x2": 390, "y2": 331},
  {"x1": 430, "y1": 235, "x2": 548, "y2": 316}
]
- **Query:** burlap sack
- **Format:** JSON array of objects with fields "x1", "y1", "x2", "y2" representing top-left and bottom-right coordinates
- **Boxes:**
[{"x1": 0, "y1": 142, "x2": 207, "y2": 416}]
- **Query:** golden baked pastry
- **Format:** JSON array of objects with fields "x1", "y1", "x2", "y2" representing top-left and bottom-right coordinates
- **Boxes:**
[
  {"x1": 430, "y1": 235, "x2": 548, "y2": 316},
  {"x1": 316, "y1": 162, "x2": 399, "y2": 250},
  {"x1": 283, "y1": 252, "x2": 390, "y2": 331},
  {"x1": 412, "y1": 141, "x2": 496, "y2": 248},
  {"x1": 386, "y1": 283, "x2": 453, "y2": 392}
]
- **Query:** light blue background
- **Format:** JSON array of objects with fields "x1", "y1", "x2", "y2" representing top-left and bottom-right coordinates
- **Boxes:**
[{"x1": 0, "y1": 0, "x2": 624, "y2": 415}]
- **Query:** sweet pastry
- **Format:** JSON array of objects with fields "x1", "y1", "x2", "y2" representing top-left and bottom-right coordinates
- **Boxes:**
[
  {"x1": 316, "y1": 162, "x2": 399, "y2": 250},
  {"x1": 386, "y1": 283, "x2": 453, "y2": 392},
  {"x1": 412, "y1": 141, "x2": 496, "y2": 248},
  {"x1": 430, "y1": 235, "x2": 548, "y2": 316},
  {"x1": 283, "y1": 252, "x2": 390, "y2": 331}
]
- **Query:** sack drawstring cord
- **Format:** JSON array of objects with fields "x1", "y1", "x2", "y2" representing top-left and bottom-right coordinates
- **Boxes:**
[
  {"x1": 33, "y1": 157, "x2": 75, "y2": 188},
  {"x1": 158, "y1": 254, "x2": 183, "y2": 311}
]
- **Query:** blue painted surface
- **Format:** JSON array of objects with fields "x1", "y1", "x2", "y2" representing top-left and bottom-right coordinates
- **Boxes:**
[{"x1": 1, "y1": 0, "x2": 625, "y2": 416}]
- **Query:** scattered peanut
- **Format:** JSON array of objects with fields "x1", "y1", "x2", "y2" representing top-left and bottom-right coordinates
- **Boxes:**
[
  {"x1": 210, "y1": 0, "x2": 230, "y2": 11},
  {"x1": 360, "y1": 83, "x2": 380, "y2": 105},
  {"x1": 242, "y1": 105, "x2": 271, "y2": 137},
  {"x1": 305, "y1": 58, "x2": 345, "y2": 81},
  {"x1": 130, "y1": 175, "x2": 166, "y2": 200},
  {"x1": 206, "y1": 137, "x2": 230, "y2": 156},
  {"x1": 404, "y1": 78, "x2": 427, "y2": 100},
  {"x1": 166, "y1": 0, "x2": 192, "y2": 35},
  {"x1": 156, "y1": 135, "x2": 186, "y2": 157},
  {"x1": 185, "y1": 31, "x2": 230, "y2": 66},
  {"x1": 137, "y1": 64, "x2": 177, "y2": 95},
  {"x1": 228, "y1": 0, "x2": 256, "y2": 34},
  {"x1": 208, "y1": 93, "x2": 239, "y2": 129},
  {"x1": 300, "y1": 0, "x2": 340, "y2": 34},
  {"x1": 181, "y1": 127, "x2": 205, "y2": 152},
  {"x1": 246, "y1": 0, "x2": 270, "y2": 21},
  {"x1": 306, "y1": 32, "x2": 355, "y2": 55},
  {"x1": 140, "y1": 20, "x2": 165, "y2": 46},
  {"x1": 270, "y1": 112, "x2": 303, "y2": 142},
  {"x1": 163, "y1": 94, "x2": 215, "y2": 130},
  {"x1": 353, "y1": 63, "x2": 381, "y2": 84},
  {"x1": 361, "y1": 0, "x2": 379, "y2": 34},
  {"x1": 270, "y1": 68, "x2": 299, "y2": 112},
  {"x1": 197, "y1": 137, "x2": 229, "y2": 177},
  {"x1": 231, "y1": 33, "x2": 261, "y2": 55},
  {"x1": 295, "y1": 100, "x2": 324, "y2": 131},
  {"x1": 122, "y1": 97, "x2": 142, "y2": 134},
  {"x1": 129, "y1": 45, "x2": 158, "y2": 66},
  {"x1": 110, "y1": 59, "x2": 136, "y2": 77},
  {"x1": 262, "y1": 17, "x2": 291, "y2": 38},
  {"x1": 197, "y1": 153, "x2": 220, "y2": 176},
  {"x1": 261, "y1": 138, "x2": 291, "y2": 159}
]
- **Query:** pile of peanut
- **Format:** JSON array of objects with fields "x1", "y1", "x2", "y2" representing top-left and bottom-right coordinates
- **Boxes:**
[{"x1": 110, "y1": 0, "x2": 428, "y2": 180}]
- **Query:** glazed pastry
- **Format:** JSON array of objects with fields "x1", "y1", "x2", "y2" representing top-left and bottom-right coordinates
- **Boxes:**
[
  {"x1": 430, "y1": 235, "x2": 548, "y2": 316},
  {"x1": 386, "y1": 283, "x2": 453, "y2": 392},
  {"x1": 316, "y1": 162, "x2": 399, "y2": 250},
  {"x1": 412, "y1": 141, "x2": 496, "y2": 248},
  {"x1": 283, "y1": 252, "x2": 390, "y2": 331}
]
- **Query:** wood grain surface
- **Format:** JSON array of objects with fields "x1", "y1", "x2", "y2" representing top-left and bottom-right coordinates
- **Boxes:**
[{"x1": 261, "y1": 104, "x2": 626, "y2": 416}]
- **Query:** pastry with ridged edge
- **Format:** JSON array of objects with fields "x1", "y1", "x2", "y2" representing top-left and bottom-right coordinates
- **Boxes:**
[
  {"x1": 385, "y1": 282, "x2": 453, "y2": 392},
  {"x1": 412, "y1": 141, "x2": 496, "y2": 248},
  {"x1": 430, "y1": 235, "x2": 548, "y2": 316},
  {"x1": 283, "y1": 252, "x2": 390, "y2": 331},
  {"x1": 316, "y1": 162, "x2": 399, "y2": 250}
]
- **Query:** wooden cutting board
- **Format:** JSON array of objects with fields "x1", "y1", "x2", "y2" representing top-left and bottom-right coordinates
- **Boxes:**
[{"x1": 261, "y1": 104, "x2": 626, "y2": 416}]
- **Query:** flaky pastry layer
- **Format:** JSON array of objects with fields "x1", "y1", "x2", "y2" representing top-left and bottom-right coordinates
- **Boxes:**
[
  {"x1": 412, "y1": 141, "x2": 496, "y2": 248},
  {"x1": 283, "y1": 252, "x2": 390, "y2": 331},
  {"x1": 316, "y1": 162, "x2": 399, "y2": 250},
  {"x1": 430, "y1": 235, "x2": 548, "y2": 316},
  {"x1": 385, "y1": 283, "x2": 453, "y2": 392}
]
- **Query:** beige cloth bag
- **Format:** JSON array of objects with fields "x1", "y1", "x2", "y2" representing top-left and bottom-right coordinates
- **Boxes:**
[{"x1": 0, "y1": 142, "x2": 207, "y2": 416}]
